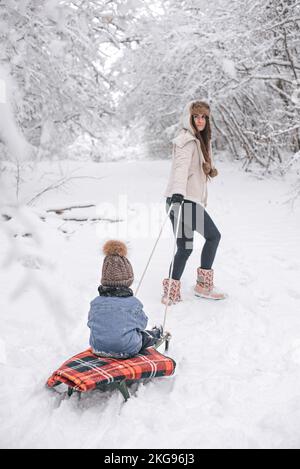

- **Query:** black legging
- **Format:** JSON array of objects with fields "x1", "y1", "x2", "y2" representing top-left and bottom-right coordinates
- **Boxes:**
[{"x1": 166, "y1": 197, "x2": 221, "y2": 280}]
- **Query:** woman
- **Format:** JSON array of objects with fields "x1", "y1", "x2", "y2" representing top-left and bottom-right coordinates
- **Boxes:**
[{"x1": 162, "y1": 100, "x2": 227, "y2": 304}]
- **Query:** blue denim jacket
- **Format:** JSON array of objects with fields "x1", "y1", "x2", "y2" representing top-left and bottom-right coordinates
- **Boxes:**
[{"x1": 87, "y1": 295, "x2": 148, "y2": 358}]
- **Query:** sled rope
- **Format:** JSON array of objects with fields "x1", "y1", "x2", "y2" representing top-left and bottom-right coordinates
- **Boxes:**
[
  {"x1": 134, "y1": 203, "x2": 174, "y2": 297},
  {"x1": 162, "y1": 201, "x2": 183, "y2": 332},
  {"x1": 134, "y1": 201, "x2": 183, "y2": 334}
]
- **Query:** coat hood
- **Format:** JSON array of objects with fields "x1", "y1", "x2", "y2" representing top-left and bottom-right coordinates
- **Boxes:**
[
  {"x1": 172, "y1": 99, "x2": 210, "y2": 147},
  {"x1": 181, "y1": 100, "x2": 198, "y2": 136}
]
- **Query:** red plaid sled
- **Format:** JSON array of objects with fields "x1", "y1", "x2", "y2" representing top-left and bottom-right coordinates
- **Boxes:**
[{"x1": 47, "y1": 347, "x2": 176, "y2": 401}]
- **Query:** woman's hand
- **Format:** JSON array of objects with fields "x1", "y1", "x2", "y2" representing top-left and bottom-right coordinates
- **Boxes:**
[{"x1": 171, "y1": 193, "x2": 184, "y2": 204}]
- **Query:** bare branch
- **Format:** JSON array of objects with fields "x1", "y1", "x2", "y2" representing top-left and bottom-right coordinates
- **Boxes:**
[{"x1": 27, "y1": 176, "x2": 105, "y2": 206}]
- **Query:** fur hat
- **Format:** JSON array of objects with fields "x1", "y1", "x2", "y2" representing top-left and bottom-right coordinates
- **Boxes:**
[
  {"x1": 190, "y1": 101, "x2": 211, "y2": 117},
  {"x1": 101, "y1": 240, "x2": 134, "y2": 288}
]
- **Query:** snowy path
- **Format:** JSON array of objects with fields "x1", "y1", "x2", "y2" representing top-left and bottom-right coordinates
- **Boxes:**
[{"x1": 1, "y1": 159, "x2": 300, "y2": 449}]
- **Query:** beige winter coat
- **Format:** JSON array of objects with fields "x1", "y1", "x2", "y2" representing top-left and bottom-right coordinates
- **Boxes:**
[{"x1": 164, "y1": 101, "x2": 215, "y2": 207}]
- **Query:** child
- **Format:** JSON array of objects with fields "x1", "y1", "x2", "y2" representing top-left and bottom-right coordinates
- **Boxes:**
[{"x1": 87, "y1": 240, "x2": 163, "y2": 359}]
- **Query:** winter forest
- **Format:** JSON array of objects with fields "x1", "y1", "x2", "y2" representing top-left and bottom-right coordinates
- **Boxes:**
[{"x1": 1, "y1": 0, "x2": 300, "y2": 450}]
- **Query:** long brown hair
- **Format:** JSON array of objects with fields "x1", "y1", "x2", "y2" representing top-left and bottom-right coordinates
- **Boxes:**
[{"x1": 190, "y1": 101, "x2": 218, "y2": 178}]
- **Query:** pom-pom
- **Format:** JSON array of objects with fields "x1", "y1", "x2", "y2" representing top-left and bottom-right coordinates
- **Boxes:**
[{"x1": 103, "y1": 240, "x2": 127, "y2": 257}]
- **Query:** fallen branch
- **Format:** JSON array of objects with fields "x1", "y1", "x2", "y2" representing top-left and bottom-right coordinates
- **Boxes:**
[
  {"x1": 61, "y1": 217, "x2": 122, "y2": 223},
  {"x1": 47, "y1": 204, "x2": 96, "y2": 215},
  {"x1": 2, "y1": 213, "x2": 123, "y2": 231}
]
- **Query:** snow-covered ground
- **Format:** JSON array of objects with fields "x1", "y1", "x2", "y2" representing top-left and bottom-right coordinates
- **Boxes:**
[{"x1": 1, "y1": 156, "x2": 300, "y2": 449}]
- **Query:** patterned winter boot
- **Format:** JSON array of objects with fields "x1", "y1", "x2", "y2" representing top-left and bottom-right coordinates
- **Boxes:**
[
  {"x1": 161, "y1": 278, "x2": 182, "y2": 306},
  {"x1": 194, "y1": 267, "x2": 227, "y2": 300}
]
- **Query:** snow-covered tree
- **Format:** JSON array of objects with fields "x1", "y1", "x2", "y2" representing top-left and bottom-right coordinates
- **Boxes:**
[
  {"x1": 113, "y1": 0, "x2": 300, "y2": 170},
  {"x1": 0, "y1": 0, "x2": 140, "y2": 161},
  {"x1": 1, "y1": 0, "x2": 299, "y2": 170}
]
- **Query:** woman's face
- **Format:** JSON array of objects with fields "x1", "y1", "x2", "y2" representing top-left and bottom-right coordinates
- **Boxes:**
[{"x1": 193, "y1": 114, "x2": 206, "y2": 131}]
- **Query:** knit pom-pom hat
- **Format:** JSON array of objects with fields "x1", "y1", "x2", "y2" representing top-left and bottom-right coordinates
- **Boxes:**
[{"x1": 101, "y1": 240, "x2": 134, "y2": 288}]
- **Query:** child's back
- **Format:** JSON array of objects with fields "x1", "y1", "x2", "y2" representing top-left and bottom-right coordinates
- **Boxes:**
[
  {"x1": 88, "y1": 294, "x2": 148, "y2": 358},
  {"x1": 87, "y1": 240, "x2": 162, "y2": 359}
]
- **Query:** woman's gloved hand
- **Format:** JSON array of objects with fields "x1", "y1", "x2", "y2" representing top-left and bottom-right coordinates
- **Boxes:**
[{"x1": 171, "y1": 193, "x2": 184, "y2": 204}]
